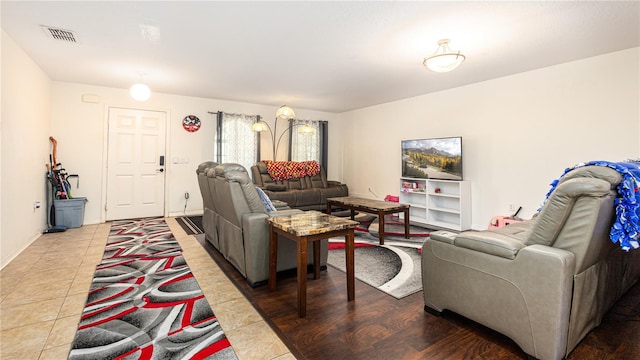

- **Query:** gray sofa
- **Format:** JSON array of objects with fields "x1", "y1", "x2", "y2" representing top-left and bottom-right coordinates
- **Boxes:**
[
  {"x1": 197, "y1": 162, "x2": 329, "y2": 286},
  {"x1": 196, "y1": 161, "x2": 218, "y2": 245},
  {"x1": 422, "y1": 165, "x2": 640, "y2": 360},
  {"x1": 250, "y1": 161, "x2": 348, "y2": 211}
]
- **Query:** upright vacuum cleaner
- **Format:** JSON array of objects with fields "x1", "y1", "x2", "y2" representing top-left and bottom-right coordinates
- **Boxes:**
[{"x1": 44, "y1": 136, "x2": 68, "y2": 233}]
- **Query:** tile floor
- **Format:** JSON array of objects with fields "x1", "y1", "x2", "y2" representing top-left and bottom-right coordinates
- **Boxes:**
[{"x1": 0, "y1": 218, "x2": 295, "y2": 360}]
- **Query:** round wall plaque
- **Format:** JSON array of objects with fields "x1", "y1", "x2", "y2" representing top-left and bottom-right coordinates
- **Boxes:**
[{"x1": 182, "y1": 115, "x2": 201, "y2": 132}]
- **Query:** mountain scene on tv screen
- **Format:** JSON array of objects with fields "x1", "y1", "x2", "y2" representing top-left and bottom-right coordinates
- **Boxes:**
[{"x1": 402, "y1": 138, "x2": 462, "y2": 180}]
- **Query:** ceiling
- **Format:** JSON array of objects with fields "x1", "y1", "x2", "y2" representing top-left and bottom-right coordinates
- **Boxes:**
[{"x1": 2, "y1": 1, "x2": 639, "y2": 113}]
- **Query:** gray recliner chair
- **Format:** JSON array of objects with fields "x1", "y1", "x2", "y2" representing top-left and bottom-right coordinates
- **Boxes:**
[
  {"x1": 211, "y1": 163, "x2": 329, "y2": 286},
  {"x1": 422, "y1": 166, "x2": 640, "y2": 360}
]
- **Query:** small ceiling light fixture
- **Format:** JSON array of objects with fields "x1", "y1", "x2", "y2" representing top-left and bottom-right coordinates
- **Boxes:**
[
  {"x1": 130, "y1": 73, "x2": 151, "y2": 101},
  {"x1": 130, "y1": 83, "x2": 151, "y2": 101},
  {"x1": 423, "y1": 39, "x2": 466, "y2": 73}
]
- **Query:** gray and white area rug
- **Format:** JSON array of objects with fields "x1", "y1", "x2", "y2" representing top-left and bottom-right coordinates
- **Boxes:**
[{"x1": 327, "y1": 215, "x2": 430, "y2": 299}]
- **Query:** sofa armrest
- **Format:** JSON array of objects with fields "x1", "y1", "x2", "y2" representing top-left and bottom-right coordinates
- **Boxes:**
[
  {"x1": 428, "y1": 230, "x2": 457, "y2": 244},
  {"x1": 241, "y1": 212, "x2": 270, "y2": 285},
  {"x1": 268, "y1": 209, "x2": 303, "y2": 217},
  {"x1": 454, "y1": 230, "x2": 527, "y2": 260},
  {"x1": 242, "y1": 209, "x2": 305, "y2": 286},
  {"x1": 265, "y1": 184, "x2": 287, "y2": 192},
  {"x1": 423, "y1": 239, "x2": 576, "y2": 360},
  {"x1": 271, "y1": 200, "x2": 290, "y2": 210}
]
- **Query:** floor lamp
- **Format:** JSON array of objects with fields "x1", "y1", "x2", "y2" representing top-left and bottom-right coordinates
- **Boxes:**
[{"x1": 252, "y1": 105, "x2": 315, "y2": 160}]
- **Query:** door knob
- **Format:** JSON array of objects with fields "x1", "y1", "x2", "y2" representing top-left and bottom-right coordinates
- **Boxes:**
[{"x1": 157, "y1": 168, "x2": 164, "y2": 173}]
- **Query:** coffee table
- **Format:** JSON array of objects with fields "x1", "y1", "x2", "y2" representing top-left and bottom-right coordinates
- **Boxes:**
[
  {"x1": 326, "y1": 196, "x2": 410, "y2": 245},
  {"x1": 267, "y1": 211, "x2": 358, "y2": 318}
]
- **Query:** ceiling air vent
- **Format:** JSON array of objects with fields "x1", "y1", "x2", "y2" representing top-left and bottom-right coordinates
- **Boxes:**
[{"x1": 41, "y1": 25, "x2": 77, "y2": 43}]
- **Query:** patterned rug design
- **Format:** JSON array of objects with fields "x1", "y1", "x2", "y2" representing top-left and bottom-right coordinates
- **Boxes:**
[
  {"x1": 68, "y1": 217, "x2": 237, "y2": 360},
  {"x1": 327, "y1": 215, "x2": 429, "y2": 299}
]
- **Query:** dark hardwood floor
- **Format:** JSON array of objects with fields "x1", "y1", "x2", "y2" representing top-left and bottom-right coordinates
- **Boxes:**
[{"x1": 196, "y1": 236, "x2": 640, "y2": 360}]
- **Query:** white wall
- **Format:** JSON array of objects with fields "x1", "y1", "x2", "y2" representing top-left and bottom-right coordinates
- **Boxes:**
[
  {"x1": 50, "y1": 83, "x2": 338, "y2": 223},
  {"x1": 1, "y1": 30, "x2": 52, "y2": 267},
  {"x1": 338, "y1": 48, "x2": 640, "y2": 229}
]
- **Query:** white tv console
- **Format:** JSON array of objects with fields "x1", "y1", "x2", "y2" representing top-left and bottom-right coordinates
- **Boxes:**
[{"x1": 399, "y1": 177, "x2": 470, "y2": 231}]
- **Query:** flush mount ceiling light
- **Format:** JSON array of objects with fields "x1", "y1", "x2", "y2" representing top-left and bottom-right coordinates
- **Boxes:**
[
  {"x1": 130, "y1": 83, "x2": 151, "y2": 101},
  {"x1": 423, "y1": 39, "x2": 466, "y2": 73}
]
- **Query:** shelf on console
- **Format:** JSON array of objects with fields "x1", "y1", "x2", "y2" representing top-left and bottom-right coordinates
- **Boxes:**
[{"x1": 399, "y1": 177, "x2": 470, "y2": 231}]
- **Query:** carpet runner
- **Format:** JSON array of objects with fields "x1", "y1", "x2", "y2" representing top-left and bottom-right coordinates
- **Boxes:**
[{"x1": 68, "y1": 217, "x2": 237, "y2": 360}]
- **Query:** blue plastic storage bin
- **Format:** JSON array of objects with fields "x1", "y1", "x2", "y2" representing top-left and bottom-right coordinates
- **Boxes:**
[{"x1": 53, "y1": 197, "x2": 87, "y2": 228}]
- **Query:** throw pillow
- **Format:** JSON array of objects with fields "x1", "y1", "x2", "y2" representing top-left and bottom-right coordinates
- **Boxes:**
[{"x1": 255, "y1": 186, "x2": 276, "y2": 212}]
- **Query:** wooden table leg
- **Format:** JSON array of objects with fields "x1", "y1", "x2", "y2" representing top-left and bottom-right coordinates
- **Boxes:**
[
  {"x1": 297, "y1": 236, "x2": 308, "y2": 317},
  {"x1": 345, "y1": 229, "x2": 355, "y2": 301},
  {"x1": 404, "y1": 207, "x2": 410, "y2": 239},
  {"x1": 326, "y1": 202, "x2": 332, "y2": 214},
  {"x1": 378, "y1": 210, "x2": 385, "y2": 245},
  {"x1": 268, "y1": 226, "x2": 278, "y2": 291},
  {"x1": 313, "y1": 240, "x2": 322, "y2": 280},
  {"x1": 313, "y1": 240, "x2": 320, "y2": 280}
]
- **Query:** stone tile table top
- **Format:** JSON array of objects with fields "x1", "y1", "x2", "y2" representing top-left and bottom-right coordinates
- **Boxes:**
[
  {"x1": 267, "y1": 210, "x2": 358, "y2": 236},
  {"x1": 327, "y1": 196, "x2": 409, "y2": 212}
]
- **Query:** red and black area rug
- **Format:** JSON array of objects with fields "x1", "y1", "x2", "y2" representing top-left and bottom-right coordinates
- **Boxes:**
[{"x1": 68, "y1": 217, "x2": 237, "y2": 360}]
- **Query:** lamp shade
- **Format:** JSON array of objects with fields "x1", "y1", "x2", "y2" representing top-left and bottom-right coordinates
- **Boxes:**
[
  {"x1": 423, "y1": 39, "x2": 466, "y2": 73},
  {"x1": 298, "y1": 124, "x2": 315, "y2": 134},
  {"x1": 275, "y1": 105, "x2": 296, "y2": 119},
  {"x1": 130, "y1": 83, "x2": 151, "y2": 101},
  {"x1": 251, "y1": 121, "x2": 269, "y2": 132}
]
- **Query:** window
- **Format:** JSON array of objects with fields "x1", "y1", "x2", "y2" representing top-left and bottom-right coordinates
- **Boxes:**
[
  {"x1": 215, "y1": 112, "x2": 259, "y2": 172},
  {"x1": 289, "y1": 119, "x2": 328, "y2": 170}
]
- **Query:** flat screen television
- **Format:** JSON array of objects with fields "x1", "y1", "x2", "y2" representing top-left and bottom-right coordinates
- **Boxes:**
[{"x1": 401, "y1": 137, "x2": 463, "y2": 180}]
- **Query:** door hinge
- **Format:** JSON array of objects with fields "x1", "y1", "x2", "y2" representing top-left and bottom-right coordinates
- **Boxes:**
[{"x1": 105, "y1": 204, "x2": 108, "y2": 212}]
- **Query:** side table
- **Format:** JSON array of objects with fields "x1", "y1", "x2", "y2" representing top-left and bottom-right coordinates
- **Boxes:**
[
  {"x1": 327, "y1": 196, "x2": 410, "y2": 245},
  {"x1": 268, "y1": 211, "x2": 358, "y2": 317}
]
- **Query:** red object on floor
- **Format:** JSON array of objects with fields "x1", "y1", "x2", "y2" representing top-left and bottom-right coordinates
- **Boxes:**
[
  {"x1": 384, "y1": 195, "x2": 399, "y2": 202},
  {"x1": 488, "y1": 216, "x2": 524, "y2": 230},
  {"x1": 328, "y1": 242, "x2": 376, "y2": 251},
  {"x1": 355, "y1": 220, "x2": 429, "y2": 238}
]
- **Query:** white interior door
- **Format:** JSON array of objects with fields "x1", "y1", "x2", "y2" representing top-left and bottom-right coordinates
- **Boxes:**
[{"x1": 106, "y1": 107, "x2": 166, "y2": 220}]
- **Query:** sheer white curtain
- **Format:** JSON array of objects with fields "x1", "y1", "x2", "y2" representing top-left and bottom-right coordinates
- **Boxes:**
[
  {"x1": 216, "y1": 112, "x2": 258, "y2": 172},
  {"x1": 290, "y1": 119, "x2": 320, "y2": 162}
]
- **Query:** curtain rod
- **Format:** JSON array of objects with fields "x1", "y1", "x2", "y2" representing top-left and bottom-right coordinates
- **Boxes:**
[{"x1": 208, "y1": 111, "x2": 261, "y2": 119}]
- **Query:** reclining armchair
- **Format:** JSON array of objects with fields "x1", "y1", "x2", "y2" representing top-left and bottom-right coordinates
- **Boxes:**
[
  {"x1": 422, "y1": 165, "x2": 640, "y2": 360},
  {"x1": 210, "y1": 163, "x2": 329, "y2": 286}
]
